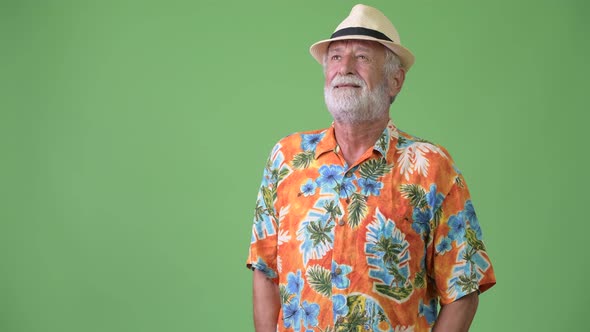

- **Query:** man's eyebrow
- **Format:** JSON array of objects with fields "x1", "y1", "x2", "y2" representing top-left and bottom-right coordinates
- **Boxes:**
[
  {"x1": 327, "y1": 45, "x2": 375, "y2": 54},
  {"x1": 327, "y1": 46, "x2": 344, "y2": 53},
  {"x1": 357, "y1": 47, "x2": 371, "y2": 53},
  {"x1": 354, "y1": 45, "x2": 375, "y2": 53}
]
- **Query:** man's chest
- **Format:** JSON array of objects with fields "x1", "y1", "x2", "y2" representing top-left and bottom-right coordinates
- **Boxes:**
[{"x1": 274, "y1": 158, "x2": 432, "y2": 281}]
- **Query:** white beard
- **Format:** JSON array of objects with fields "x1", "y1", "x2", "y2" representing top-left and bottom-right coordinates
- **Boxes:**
[{"x1": 324, "y1": 75, "x2": 390, "y2": 124}]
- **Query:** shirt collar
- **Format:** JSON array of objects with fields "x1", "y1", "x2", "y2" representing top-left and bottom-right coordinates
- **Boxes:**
[{"x1": 314, "y1": 119, "x2": 399, "y2": 160}]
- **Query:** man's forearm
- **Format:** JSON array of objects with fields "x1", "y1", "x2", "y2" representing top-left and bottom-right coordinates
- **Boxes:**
[
  {"x1": 253, "y1": 269, "x2": 280, "y2": 332},
  {"x1": 432, "y1": 292, "x2": 479, "y2": 332}
]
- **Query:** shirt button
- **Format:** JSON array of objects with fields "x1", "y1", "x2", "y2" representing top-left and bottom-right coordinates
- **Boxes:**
[
  {"x1": 338, "y1": 219, "x2": 346, "y2": 226},
  {"x1": 345, "y1": 172, "x2": 353, "y2": 178},
  {"x1": 335, "y1": 267, "x2": 342, "y2": 275}
]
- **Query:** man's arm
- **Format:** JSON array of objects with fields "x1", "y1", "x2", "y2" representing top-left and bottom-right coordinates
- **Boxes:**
[
  {"x1": 253, "y1": 269, "x2": 280, "y2": 332},
  {"x1": 432, "y1": 292, "x2": 479, "y2": 332}
]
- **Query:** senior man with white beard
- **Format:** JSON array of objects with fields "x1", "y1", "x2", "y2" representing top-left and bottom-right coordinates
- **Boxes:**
[{"x1": 246, "y1": 5, "x2": 496, "y2": 332}]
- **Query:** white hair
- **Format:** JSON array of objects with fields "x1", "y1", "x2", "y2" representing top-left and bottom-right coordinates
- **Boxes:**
[
  {"x1": 383, "y1": 48, "x2": 401, "y2": 76},
  {"x1": 324, "y1": 75, "x2": 391, "y2": 124},
  {"x1": 383, "y1": 49, "x2": 401, "y2": 104}
]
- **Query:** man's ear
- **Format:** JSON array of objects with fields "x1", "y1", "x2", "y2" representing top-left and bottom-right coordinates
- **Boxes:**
[{"x1": 388, "y1": 67, "x2": 406, "y2": 100}]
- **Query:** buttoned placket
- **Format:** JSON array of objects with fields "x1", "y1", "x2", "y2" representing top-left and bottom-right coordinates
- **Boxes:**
[
  {"x1": 320, "y1": 128, "x2": 392, "y2": 325},
  {"x1": 327, "y1": 146, "x2": 349, "y2": 320},
  {"x1": 329, "y1": 147, "x2": 369, "y2": 294},
  {"x1": 330, "y1": 146, "x2": 348, "y2": 272}
]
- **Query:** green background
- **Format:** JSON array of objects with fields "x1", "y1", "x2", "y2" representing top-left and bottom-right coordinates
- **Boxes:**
[{"x1": 1, "y1": 0, "x2": 588, "y2": 331}]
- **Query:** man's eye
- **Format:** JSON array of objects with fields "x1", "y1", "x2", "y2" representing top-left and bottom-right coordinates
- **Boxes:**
[
  {"x1": 331, "y1": 55, "x2": 341, "y2": 60},
  {"x1": 357, "y1": 55, "x2": 368, "y2": 60}
]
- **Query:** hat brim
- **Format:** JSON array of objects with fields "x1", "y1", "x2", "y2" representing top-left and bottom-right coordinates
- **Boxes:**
[{"x1": 309, "y1": 35, "x2": 415, "y2": 71}]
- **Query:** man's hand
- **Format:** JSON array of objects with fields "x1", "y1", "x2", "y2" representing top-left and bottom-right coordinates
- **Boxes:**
[
  {"x1": 253, "y1": 269, "x2": 280, "y2": 332},
  {"x1": 432, "y1": 292, "x2": 479, "y2": 332}
]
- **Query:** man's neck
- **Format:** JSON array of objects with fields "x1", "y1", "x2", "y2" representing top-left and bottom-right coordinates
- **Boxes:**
[{"x1": 333, "y1": 116, "x2": 389, "y2": 167}]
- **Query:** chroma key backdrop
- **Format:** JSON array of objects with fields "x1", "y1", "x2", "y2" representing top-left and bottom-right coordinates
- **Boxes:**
[{"x1": 1, "y1": 0, "x2": 588, "y2": 331}]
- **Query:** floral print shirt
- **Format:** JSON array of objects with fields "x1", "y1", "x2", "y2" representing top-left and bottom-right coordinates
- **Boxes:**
[{"x1": 246, "y1": 120, "x2": 496, "y2": 332}]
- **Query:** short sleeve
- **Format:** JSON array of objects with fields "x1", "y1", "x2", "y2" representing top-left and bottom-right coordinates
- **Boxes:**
[
  {"x1": 245, "y1": 144, "x2": 283, "y2": 282},
  {"x1": 429, "y1": 173, "x2": 496, "y2": 305}
]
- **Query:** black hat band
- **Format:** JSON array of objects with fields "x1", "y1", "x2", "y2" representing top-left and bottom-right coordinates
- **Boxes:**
[{"x1": 330, "y1": 27, "x2": 393, "y2": 42}]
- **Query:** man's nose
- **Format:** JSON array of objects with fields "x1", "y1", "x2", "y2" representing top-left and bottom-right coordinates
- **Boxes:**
[{"x1": 338, "y1": 56, "x2": 355, "y2": 75}]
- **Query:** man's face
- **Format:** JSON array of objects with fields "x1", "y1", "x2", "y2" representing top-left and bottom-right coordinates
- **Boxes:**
[
  {"x1": 323, "y1": 40, "x2": 392, "y2": 124},
  {"x1": 324, "y1": 39, "x2": 388, "y2": 92}
]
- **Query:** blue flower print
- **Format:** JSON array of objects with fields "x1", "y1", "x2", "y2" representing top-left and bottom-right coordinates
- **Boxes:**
[
  {"x1": 448, "y1": 212, "x2": 467, "y2": 241},
  {"x1": 411, "y1": 184, "x2": 444, "y2": 235},
  {"x1": 436, "y1": 236, "x2": 452, "y2": 255},
  {"x1": 412, "y1": 207, "x2": 431, "y2": 235},
  {"x1": 358, "y1": 178, "x2": 384, "y2": 196},
  {"x1": 426, "y1": 184, "x2": 444, "y2": 213},
  {"x1": 332, "y1": 294, "x2": 349, "y2": 318},
  {"x1": 283, "y1": 299, "x2": 303, "y2": 330},
  {"x1": 300, "y1": 179, "x2": 317, "y2": 197},
  {"x1": 419, "y1": 298, "x2": 438, "y2": 324},
  {"x1": 331, "y1": 261, "x2": 352, "y2": 289},
  {"x1": 339, "y1": 174, "x2": 357, "y2": 198},
  {"x1": 464, "y1": 200, "x2": 482, "y2": 238},
  {"x1": 300, "y1": 133, "x2": 324, "y2": 151},
  {"x1": 301, "y1": 301, "x2": 320, "y2": 328},
  {"x1": 287, "y1": 270, "x2": 304, "y2": 295},
  {"x1": 316, "y1": 165, "x2": 344, "y2": 189}
]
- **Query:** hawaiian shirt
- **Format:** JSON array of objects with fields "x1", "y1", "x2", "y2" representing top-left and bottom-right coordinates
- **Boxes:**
[{"x1": 246, "y1": 119, "x2": 496, "y2": 332}]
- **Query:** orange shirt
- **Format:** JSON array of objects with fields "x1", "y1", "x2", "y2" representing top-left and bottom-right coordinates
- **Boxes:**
[{"x1": 247, "y1": 120, "x2": 495, "y2": 332}]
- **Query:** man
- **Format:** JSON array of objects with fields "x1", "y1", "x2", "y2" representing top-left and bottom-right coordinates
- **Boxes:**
[{"x1": 246, "y1": 4, "x2": 495, "y2": 332}]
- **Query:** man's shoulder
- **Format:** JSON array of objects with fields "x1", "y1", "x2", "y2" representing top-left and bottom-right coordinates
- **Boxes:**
[
  {"x1": 271, "y1": 127, "x2": 330, "y2": 150},
  {"x1": 276, "y1": 127, "x2": 329, "y2": 143},
  {"x1": 394, "y1": 128, "x2": 452, "y2": 156},
  {"x1": 393, "y1": 128, "x2": 462, "y2": 188},
  {"x1": 396, "y1": 128, "x2": 434, "y2": 144},
  {"x1": 262, "y1": 126, "x2": 331, "y2": 163}
]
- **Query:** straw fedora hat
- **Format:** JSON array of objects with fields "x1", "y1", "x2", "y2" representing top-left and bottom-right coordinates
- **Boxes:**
[{"x1": 309, "y1": 4, "x2": 415, "y2": 70}]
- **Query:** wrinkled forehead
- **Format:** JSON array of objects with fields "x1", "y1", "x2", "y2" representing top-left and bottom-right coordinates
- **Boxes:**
[{"x1": 326, "y1": 39, "x2": 386, "y2": 54}]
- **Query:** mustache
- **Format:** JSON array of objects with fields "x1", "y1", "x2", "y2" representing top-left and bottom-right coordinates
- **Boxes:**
[{"x1": 330, "y1": 75, "x2": 366, "y2": 88}]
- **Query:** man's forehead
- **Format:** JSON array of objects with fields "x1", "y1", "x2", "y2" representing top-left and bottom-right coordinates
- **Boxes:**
[{"x1": 327, "y1": 39, "x2": 385, "y2": 53}]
